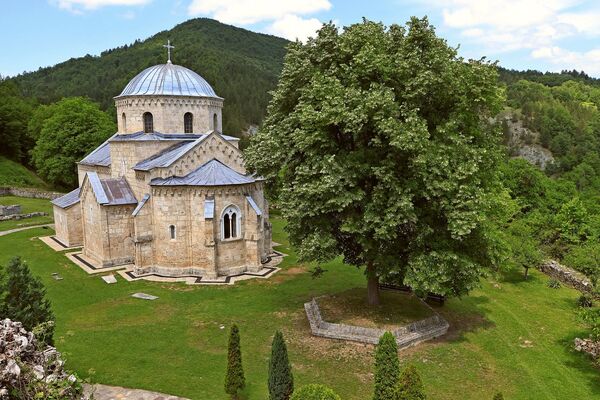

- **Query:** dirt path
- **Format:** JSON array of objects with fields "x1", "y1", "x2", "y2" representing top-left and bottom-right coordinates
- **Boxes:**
[{"x1": 0, "y1": 223, "x2": 54, "y2": 237}]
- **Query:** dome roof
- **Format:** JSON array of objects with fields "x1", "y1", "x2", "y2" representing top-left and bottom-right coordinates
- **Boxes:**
[{"x1": 116, "y1": 63, "x2": 219, "y2": 98}]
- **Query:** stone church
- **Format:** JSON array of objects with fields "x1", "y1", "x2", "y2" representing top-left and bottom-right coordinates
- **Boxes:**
[{"x1": 51, "y1": 52, "x2": 272, "y2": 279}]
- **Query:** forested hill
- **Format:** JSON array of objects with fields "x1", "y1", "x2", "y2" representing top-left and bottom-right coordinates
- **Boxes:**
[{"x1": 10, "y1": 18, "x2": 290, "y2": 135}]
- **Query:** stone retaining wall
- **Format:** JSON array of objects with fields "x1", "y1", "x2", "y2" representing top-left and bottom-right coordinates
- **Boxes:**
[
  {"x1": 0, "y1": 212, "x2": 48, "y2": 221},
  {"x1": 539, "y1": 260, "x2": 593, "y2": 293},
  {"x1": 304, "y1": 298, "x2": 449, "y2": 349},
  {"x1": 0, "y1": 186, "x2": 64, "y2": 200}
]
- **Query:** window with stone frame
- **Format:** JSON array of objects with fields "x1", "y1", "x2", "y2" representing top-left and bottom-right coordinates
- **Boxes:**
[
  {"x1": 169, "y1": 225, "x2": 176, "y2": 240},
  {"x1": 213, "y1": 113, "x2": 218, "y2": 131},
  {"x1": 143, "y1": 112, "x2": 154, "y2": 133},
  {"x1": 184, "y1": 112, "x2": 193, "y2": 133},
  {"x1": 222, "y1": 205, "x2": 241, "y2": 240},
  {"x1": 121, "y1": 113, "x2": 127, "y2": 131}
]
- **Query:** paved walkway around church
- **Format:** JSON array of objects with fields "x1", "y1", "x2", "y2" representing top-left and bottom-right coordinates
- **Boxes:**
[
  {"x1": 0, "y1": 223, "x2": 54, "y2": 237},
  {"x1": 85, "y1": 384, "x2": 189, "y2": 400}
]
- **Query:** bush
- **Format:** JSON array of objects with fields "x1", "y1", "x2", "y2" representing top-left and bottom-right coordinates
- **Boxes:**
[
  {"x1": 290, "y1": 384, "x2": 341, "y2": 400},
  {"x1": 373, "y1": 332, "x2": 399, "y2": 400},
  {"x1": 547, "y1": 279, "x2": 561, "y2": 289},
  {"x1": 395, "y1": 365, "x2": 426, "y2": 400},
  {"x1": 0, "y1": 256, "x2": 54, "y2": 344},
  {"x1": 577, "y1": 293, "x2": 593, "y2": 308},
  {"x1": 493, "y1": 392, "x2": 504, "y2": 400},
  {"x1": 224, "y1": 324, "x2": 245, "y2": 397},
  {"x1": 268, "y1": 330, "x2": 294, "y2": 400}
]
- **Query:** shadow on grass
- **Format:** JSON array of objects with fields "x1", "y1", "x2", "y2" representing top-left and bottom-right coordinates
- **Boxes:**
[
  {"x1": 434, "y1": 295, "x2": 496, "y2": 344},
  {"x1": 558, "y1": 331, "x2": 600, "y2": 396}
]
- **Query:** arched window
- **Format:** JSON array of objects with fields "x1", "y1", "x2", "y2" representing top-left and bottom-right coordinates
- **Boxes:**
[
  {"x1": 184, "y1": 112, "x2": 193, "y2": 133},
  {"x1": 222, "y1": 205, "x2": 240, "y2": 240},
  {"x1": 213, "y1": 113, "x2": 218, "y2": 132},
  {"x1": 121, "y1": 113, "x2": 127, "y2": 132},
  {"x1": 143, "y1": 112, "x2": 153, "y2": 133},
  {"x1": 169, "y1": 225, "x2": 176, "y2": 240}
]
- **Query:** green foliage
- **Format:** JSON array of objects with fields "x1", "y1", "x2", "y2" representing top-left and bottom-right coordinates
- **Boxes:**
[
  {"x1": 563, "y1": 243, "x2": 600, "y2": 286},
  {"x1": 547, "y1": 279, "x2": 561, "y2": 289},
  {"x1": 0, "y1": 81, "x2": 35, "y2": 163},
  {"x1": 268, "y1": 330, "x2": 294, "y2": 400},
  {"x1": 395, "y1": 365, "x2": 426, "y2": 400},
  {"x1": 290, "y1": 384, "x2": 341, "y2": 400},
  {"x1": 493, "y1": 393, "x2": 504, "y2": 400},
  {"x1": 224, "y1": 324, "x2": 245, "y2": 397},
  {"x1": 31, "y1": 97, "x2": 114, "y2": 188},
  {"x1": 555, "y1": 198, "x2": 590, "y2": 245},
  {"x1": 0, "y1": 256, "x2": 54, "y2": 344},
  {"x1": 246, "y1": 17, "x2": 504, "y2": 301},
  {"x1": 11, "y1": 18, "x2": 288, "y2": 136},
  {"x1": 373, "y1": 332, "x2": 399, "y2": 400},
  {"x1": 0, "y1": 156, "x2": 48, "y2": 188},
  {"x1": 576, "y1": 293, "x2": 593, "y2": 308},
  {"x1": 579, "y1": 307, "x2": 600, "y2": 340}
]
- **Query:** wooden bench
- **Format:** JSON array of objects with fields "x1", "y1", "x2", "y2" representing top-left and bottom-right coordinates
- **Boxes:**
[{"x1": 379, "y1": 283, "x2": 445, "y2": 305}]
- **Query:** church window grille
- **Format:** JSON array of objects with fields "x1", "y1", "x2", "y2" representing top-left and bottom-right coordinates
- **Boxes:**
[
  {"x1": 121, "y1": 113, "x2": 127, "y2": 131},
  {"x1": 169, "y1": 225, "x2": 176, "y2": 240},
  {"x1": 222, "y1": 205, "x2": 240, "y2": 240},
  {"x1": 213, "y1": 113, "x2": 218, "y2": 131},
  {"x1": 143, "y1": 112, "x2": 154, "y2": 133},
  {"x1": 184, "y1": 112, "x2": 193, "y2": 133}
]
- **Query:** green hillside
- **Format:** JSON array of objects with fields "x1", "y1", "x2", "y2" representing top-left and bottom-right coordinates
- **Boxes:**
[
  {"x1": 0, "y1": 156, "x2": 48, "y2": 189},
  {"x1": 10, "y1": 18, "x2": 290, "y2": 135}
]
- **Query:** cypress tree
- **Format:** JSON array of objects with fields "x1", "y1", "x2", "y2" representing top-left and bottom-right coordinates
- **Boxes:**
[
  {"x1": 224, "y1": 324, "x2": 245, "y2": 398},
  {"x1": 373, "y1": 331, "x2": 399, "y2": 400},
  {"x1": 395, "y1": 364, "x2": 426, "y2": 400},
  {"x1": 0, "y1": 256, "x2": 54, "y2": 344},
  {"x1": 268, "y1": 330, "x2": 294, "y2": 400}
]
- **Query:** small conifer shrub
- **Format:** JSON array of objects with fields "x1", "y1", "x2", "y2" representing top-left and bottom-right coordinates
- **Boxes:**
[
  {"x1": 395, "y1": 364, "x2": 426, "y2": 400},
  {"x1": 224, "y1": 324, "x2": 245, "y2": 398},
  {"x1": 290, "y1": 384, "x2": 341, "y2": 400},
  {"x1": 268, "y1": 330, "x2": 294, "y2": 400},
  {"x1": 373, "y1": 331, "x2": 399, "y2": 400}
]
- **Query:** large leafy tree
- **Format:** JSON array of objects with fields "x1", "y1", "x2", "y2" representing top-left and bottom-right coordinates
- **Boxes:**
[
  {"x1": 31, "y1": 97, "x2": 115, "y2": 188},
  {"x1": 0, "y1": 81, "x2": 34, "y2": 162},
  {"x1": 245, "y1": 18, "x2": 504, "y2": 304}
]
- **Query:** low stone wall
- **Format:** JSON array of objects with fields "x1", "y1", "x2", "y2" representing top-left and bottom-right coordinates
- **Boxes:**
[
  {"x1": 539, "y1": 260, "x2": 593, "y2": 293},
  {"x1": 0, "y1": 186, "x2": 64, "y2": 200},
  {"x1": 0, "y1": 204, "x2": 21, "y2": 216},
  {"x1": 0, "y1": 212, "x2": 48, "y2": 221},
  {"x1": 304, "y1": 298, "x2": 449, "y2": 349}
]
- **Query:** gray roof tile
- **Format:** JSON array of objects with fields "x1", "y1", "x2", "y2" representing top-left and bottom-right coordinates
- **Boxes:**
[
  {"x1": 150, "y1": 159, "x2": 258, "y2": 187},
  {"x1": 80, "y1": 141, "x2": 111, "y2": 167},
  {"x1": 51, "y1": 188, "x2": 81, "y2": 209}
]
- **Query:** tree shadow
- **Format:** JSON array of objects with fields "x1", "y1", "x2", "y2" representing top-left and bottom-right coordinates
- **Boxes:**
[
  {"x1": 431, "y1": 295, "x2": 496, "y2": 344},
  {"x1": 556, "y1": 331, "x2": 600, "y2": 396}
]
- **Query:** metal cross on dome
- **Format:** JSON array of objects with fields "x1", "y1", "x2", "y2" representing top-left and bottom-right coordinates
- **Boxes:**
[{"x1": 163, "y1": 40, "x2": 175, "y2": 63}]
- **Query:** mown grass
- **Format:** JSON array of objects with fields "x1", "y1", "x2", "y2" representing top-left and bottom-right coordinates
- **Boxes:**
[
  {"x1": 0, "y1": 215, "x2": 598, "y2": 399},
  {"x1": 0, "y1": 157, "x2": 48, "y2": 189},
  {"x1": 0, "y1": 196, "x2": 54, "y2": 231}
]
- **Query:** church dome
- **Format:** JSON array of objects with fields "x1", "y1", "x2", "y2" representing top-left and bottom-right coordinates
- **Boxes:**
[{"x1": 116, "y1": 63, "x2": 219, "y2": 98}]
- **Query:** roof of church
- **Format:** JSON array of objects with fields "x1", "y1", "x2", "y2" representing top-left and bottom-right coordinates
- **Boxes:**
[
  {"x1": 51, "y1": 187, "x2": 81, "y2": 209},
  {"x1": 134, "y1": 140, "x2": 199, "y2": 171},
  {"x1": 79, "y1": 140, "x2": 111, "y2": 167},
  {"x1": 115, "y1": 63, "x2": 220, "y2": 99},
  {"x1": 150, "y1": 158, "x2": 259, "y2": 187},
  {"x1": 86, "y1": 172, "x2": 137, "y2": 206}
]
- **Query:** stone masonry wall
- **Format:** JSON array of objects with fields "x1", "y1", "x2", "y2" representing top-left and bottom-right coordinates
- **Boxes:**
[
  {"x1": 539, "y1": 260, "x2": 594, "y2": 293},
  {"x1": 0, "y1": 187, "x2": 63, "y2": 200},
  {"x1": 115, "y1": 95, "x2": 223, "y2": 134}
]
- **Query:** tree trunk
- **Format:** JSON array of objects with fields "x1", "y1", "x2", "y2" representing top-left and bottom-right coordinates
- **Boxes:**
[
  {"x1": 366, "y1": 261, "x2": 380, "y2": 306},
  {"x1": 524, "y1": 266, "x2": 529, "y2": 280}
]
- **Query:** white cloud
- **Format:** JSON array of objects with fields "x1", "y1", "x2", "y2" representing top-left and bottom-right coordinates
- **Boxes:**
[
  {"x1": 265, "y1": 14, "x2": 323, "y2": 41},
  {"x1": 53, "y1": 0, "x2": 151, "y2": 12},
  {"x1": 531, "y1": 46, "x2": 600, "y2": 74},
  {"x1": 186, "y1": 0, "x2": 330, "y2": 41},
  {"x1": 187, "y1": 0, "x2": 331, "y2": 24}
]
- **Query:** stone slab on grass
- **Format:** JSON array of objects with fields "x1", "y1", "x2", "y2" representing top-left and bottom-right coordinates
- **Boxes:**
[
  {"x1": 132, "y1": 292, "x2": 158, "y2": 300},
  {"x1": 101, "y1": 274, "x2": 117, "y2": 284}
]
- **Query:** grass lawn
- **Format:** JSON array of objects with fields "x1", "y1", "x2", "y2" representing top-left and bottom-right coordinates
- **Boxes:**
[
  {"x1": 318, "y1": 288, "x2": 434, "y2": 329},
  {"x1": 0, "y1": 156, "x2": 49, "y2": 189},
  {"x1": 0, "y1": 214, "x2": 598, "y2": 399},
  {"x1": 0, "y1": 196, "x2": 54, "y2": 231}
]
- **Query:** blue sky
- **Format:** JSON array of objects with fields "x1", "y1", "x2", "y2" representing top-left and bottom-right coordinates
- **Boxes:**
[{"x1": 3, "y1": 0, "x2": 600, "y2": 77}]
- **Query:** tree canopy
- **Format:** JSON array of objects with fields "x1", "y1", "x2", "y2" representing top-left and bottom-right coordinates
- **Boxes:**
[
  {"x1": 245, "y1": 17, "x2": 504, "y2": 304},
  {"x1": 31, "y1": 97, "x2": 114, "y2": 188}
]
